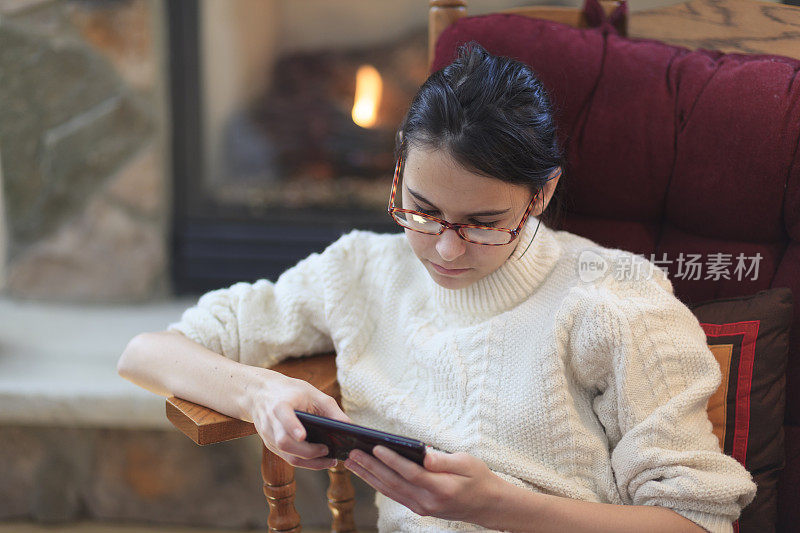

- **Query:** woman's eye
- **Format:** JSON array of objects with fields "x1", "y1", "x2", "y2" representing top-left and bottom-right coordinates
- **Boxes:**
[
  {"x1": 414, "y1": 205, "x2": 438, "y2": 216},
  {"x1": 413, "y1": 203, "x2": 498, "y2": 227},
  {"x1": 472, "y1": 220, "x2": 499, "y2": 228}
]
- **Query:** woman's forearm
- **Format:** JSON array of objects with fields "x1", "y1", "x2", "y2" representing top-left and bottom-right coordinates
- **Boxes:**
[
  {"x1": 117, "y1": 330, "x2": 278, "y2": 422},
  {"x1": 481, "y1": 477, "x2": 706, "y2": 533},
  {"x1": 119, "y1": 331, "x2": 351, "y2": 471}
]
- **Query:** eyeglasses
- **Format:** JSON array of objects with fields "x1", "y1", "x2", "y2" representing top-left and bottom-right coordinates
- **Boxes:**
[{"x1": 387, "y1": 152, "x2": 557, "y2": 245}]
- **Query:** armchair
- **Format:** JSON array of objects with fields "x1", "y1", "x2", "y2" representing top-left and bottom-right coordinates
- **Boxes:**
[{"x1": 166, "y1": 1, "x2": 800, "y2": 531}]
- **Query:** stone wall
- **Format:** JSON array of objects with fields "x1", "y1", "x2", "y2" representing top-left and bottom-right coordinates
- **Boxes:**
[
  {"x1": 0, "y1": 0, "x2": 169, "y2": 303},
  {"x1": 0, "y1": 425, "x2": 379, "y2": 529}
]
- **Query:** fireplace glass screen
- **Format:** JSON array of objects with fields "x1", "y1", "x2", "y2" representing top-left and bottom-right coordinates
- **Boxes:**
[{"x1": 171, "y1": 1, "x2": 534, "y2": 293}]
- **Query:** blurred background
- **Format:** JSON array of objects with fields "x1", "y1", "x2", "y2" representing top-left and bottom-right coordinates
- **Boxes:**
[{"x1": 0, "y1": 0, "x2": 790, "y2": 531}]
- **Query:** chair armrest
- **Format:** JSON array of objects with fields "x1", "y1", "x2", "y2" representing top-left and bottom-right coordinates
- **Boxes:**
[{"x1": 166, "y1": 352, "x2": 340, "y2": 445}]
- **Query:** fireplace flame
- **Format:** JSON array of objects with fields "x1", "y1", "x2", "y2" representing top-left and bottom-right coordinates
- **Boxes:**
[{"x1": 352, "y1": 64, "x2": 383, "y2": 129}]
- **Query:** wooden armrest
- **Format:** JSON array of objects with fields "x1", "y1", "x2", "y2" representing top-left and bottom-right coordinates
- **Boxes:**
[{"x1": 166, "y1": 352, "x2": 340, "y2": 445}]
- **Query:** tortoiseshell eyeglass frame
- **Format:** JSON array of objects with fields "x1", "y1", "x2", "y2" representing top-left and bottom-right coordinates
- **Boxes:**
[{"x1": 387, "y1": 152, "x2": 558, "y2": 246}]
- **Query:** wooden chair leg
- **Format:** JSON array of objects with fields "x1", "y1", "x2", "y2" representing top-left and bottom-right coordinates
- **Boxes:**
[
  {"x1": 327, "y1": 461, "x2": 357, "y2": 532},
  {"x1": 261, "y1": 444, "x2": 301, "y2": 533}
]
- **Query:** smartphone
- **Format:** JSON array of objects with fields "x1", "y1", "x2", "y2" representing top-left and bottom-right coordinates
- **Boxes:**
[{"x1": 294, "y1": 410, "x2": 427, "y2": 466}]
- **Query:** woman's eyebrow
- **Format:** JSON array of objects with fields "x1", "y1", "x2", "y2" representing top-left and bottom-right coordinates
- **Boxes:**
[{"x1": 407, "y1": 187, "x2": 510, "y2": 217}]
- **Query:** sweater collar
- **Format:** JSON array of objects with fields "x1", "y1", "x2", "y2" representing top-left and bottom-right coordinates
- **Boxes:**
[{"x1": 430, "y1": 218, "x2": 562, "y2": 315}]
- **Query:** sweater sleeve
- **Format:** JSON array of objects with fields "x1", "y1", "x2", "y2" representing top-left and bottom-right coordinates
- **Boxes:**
[
  {"x1": 568, "y1": 258, "x2": 757, "y2": 533},
  {"x1": 167, "y1": 232, "x2": 361, "y2": 368}
]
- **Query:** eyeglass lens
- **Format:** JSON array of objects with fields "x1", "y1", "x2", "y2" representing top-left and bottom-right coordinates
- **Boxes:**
[{"x1": 391, "y1": 211, "x2": 511, "y2": 244}]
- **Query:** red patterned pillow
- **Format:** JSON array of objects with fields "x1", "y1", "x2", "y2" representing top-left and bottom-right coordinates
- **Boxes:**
[{"x1": 691, "y1": 288, "x2": 793, "y2": 532}]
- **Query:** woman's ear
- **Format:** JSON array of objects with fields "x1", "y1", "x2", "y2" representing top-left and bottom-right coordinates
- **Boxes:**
[{"x1": 534, "y1": 167, "x2": 561, "y2": 216}]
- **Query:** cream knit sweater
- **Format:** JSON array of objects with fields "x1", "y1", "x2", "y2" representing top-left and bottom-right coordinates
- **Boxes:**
[{"x1": 168, "y1": 219, "x2": 756, "y2": 533}]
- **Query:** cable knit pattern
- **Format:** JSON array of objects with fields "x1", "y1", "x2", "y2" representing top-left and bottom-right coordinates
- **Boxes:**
[{"x1": 168, "y1": 219, "x2": 756, "y2": 533}]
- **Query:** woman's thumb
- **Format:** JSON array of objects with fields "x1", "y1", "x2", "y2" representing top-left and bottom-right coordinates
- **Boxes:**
[
  {"x1": 424, "y1": 448, "x2": 453, "y2": 472},
  {"x1": 319, "y1": 396, "x2": 353, "y2": 424}
]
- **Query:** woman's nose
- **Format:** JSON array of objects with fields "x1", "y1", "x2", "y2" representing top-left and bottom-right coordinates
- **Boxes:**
[{"x1": 435, "y1": 228, "x2": 467, "y2": 262}]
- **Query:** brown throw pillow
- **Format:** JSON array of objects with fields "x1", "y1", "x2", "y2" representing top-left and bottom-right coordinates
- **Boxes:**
[{"x1": 690, "y1": 287, "x2": 793, "y2": 533}]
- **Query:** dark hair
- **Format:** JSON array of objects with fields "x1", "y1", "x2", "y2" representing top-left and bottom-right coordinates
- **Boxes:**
[{"x1": 397, "y1": 43, "x2": 565, "y2": 228}]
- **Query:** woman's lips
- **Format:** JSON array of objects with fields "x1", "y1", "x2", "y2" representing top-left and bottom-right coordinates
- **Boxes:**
[{"x1": 430, "y1": 262, "x2": 471, "y2": 276}]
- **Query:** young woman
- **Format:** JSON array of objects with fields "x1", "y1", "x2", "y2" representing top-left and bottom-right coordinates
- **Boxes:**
[{"x1": 118, "y1": 44, "x2": 755, "y2": 532}]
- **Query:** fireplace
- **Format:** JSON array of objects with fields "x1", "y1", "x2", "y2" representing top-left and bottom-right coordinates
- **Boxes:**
[
  {"x1": 167, "y1": 1, "x2": 532, "y2": 294},
  {"x1": 167, "y1": 2, "x2": 421, "y2": 293}
]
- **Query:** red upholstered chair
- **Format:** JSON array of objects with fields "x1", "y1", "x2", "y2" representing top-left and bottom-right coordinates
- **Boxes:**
[
  {"x1": 166, "y1": 1, "x2": 800, "y2": 531},
  {"x1": 430, "y1": 0, "x2": 800, "y2": 531}
]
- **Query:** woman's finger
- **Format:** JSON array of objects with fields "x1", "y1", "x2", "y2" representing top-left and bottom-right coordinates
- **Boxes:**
[
  {"x1": 270, "y1": 408, "x2": 329, "y2": 459},
  {"x1": 283, "y1": 455, "x2": 338, "y2": 470},
  {"x1": 372, "y1": 445, "x2": 430, "y2": 484},
  {"x1": 349, "y1": 449, "x2": 418, "y2": 496},
  {"x1": 345, "y1": 455, "x2": 430, "y2": 517},
  {"x1": 267, "y1": 442, "x2": 337, "y2": 470},
  {"x1": 313, "y1": 392, "x2": 353, "y2": 423},
  {"x1": 345, "y1": 456, "x2": 417, "y2": 507},
  {"x1": 423, "y1": 449, "x2": 470, "y2": 474},
  {"x1": 273, "y1": 401, "x2": 308, "y2": 440}
]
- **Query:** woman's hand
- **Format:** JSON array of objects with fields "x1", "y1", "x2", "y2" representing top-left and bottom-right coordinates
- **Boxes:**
[
  {"x1": 246, "y1": 371, "x2": 353, "y2": 470},
  {"x1": 346, "y1": 445, "x2": 711, "y2": 533},
  {"x1": 344, "y1": 445, "x2": 503, "y2": 525}
]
